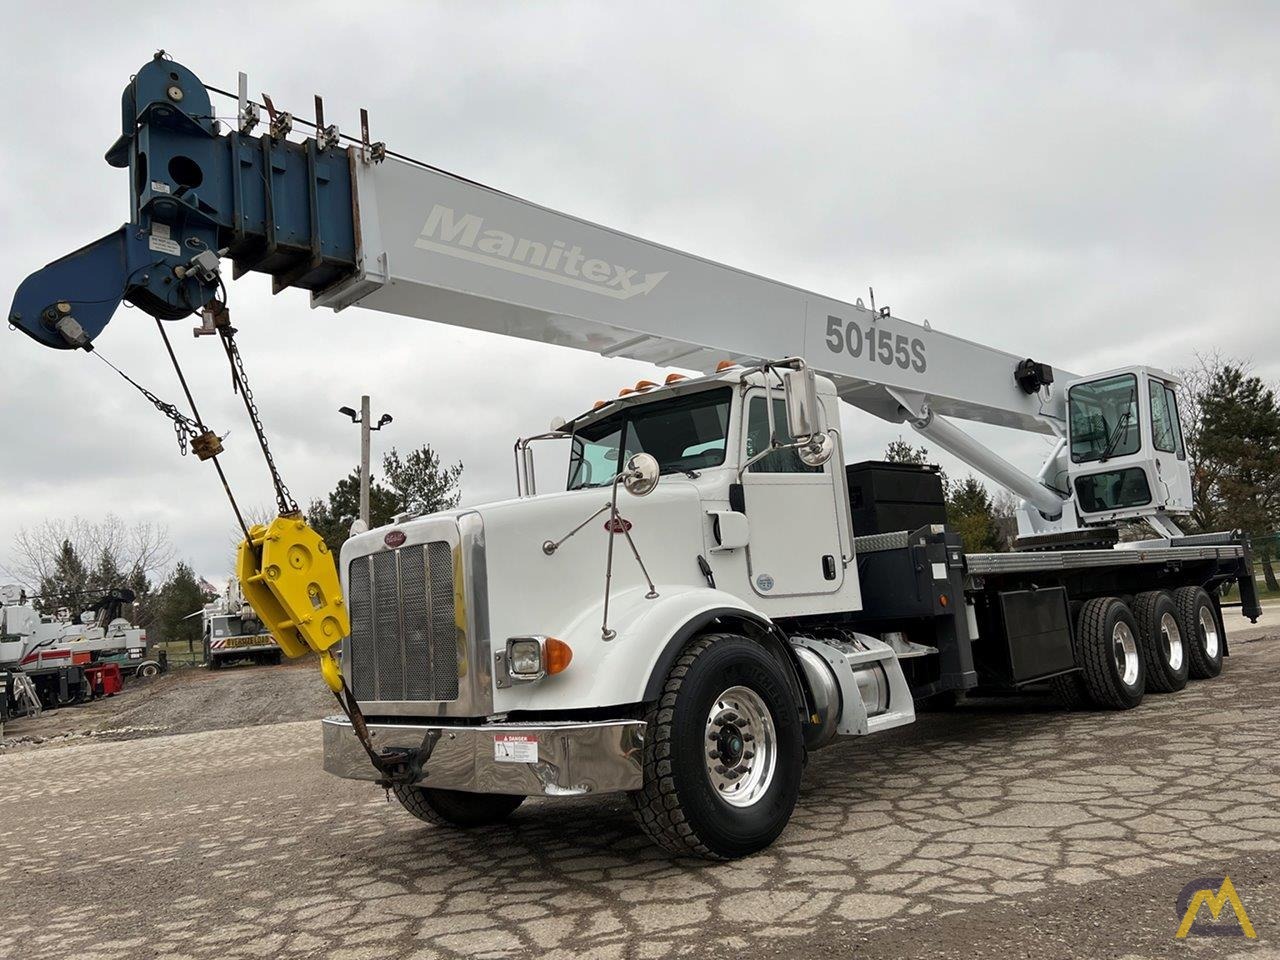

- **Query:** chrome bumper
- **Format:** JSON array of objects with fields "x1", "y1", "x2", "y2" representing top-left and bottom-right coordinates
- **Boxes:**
[{"x1": 321, "y1": 716, "x2": 646, "y2": 797}]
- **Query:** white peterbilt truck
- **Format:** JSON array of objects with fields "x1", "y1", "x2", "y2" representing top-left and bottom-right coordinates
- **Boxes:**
[{"x1": 8, "y1": 53, "x2": 1258, "y2": 858}]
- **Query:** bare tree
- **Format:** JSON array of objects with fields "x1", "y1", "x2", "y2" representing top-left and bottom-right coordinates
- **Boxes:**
[
  {"x1": 990, "y1": 489, "x2": 1019, "y2": 549},
  {"x1": 4, "y1": 515, "x2": 174, "y2": 596},
  {"x1": 1174, "y1": 352, "x2": 1232, "y2": 533}
]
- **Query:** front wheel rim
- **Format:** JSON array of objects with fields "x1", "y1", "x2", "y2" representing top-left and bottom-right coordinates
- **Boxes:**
[
  {"x1": 704, "y1": 685, "x2": 777, "y2": 808},
  {"x1": 1199, "y1": 606, "x2": 1220, "y2": 659},
  {"x1": 1159, "y1": 611, "x2": 1184, "y2": 671},
  {"x1": 1113, "y1": 621, "x2": 1140, "y2": 687}
]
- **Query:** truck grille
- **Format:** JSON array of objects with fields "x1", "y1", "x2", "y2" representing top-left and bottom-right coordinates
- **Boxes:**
[{"x1": 347, "y1": 541, "x2": 460, "y2": 702}]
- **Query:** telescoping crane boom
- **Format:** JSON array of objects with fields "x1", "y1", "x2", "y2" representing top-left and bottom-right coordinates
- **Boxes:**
[
  {"x1": 11, "y1": 54, "x2": 1183, "y2": 536},
  {"x1": 8, "y1": 52, "x2": 1258, "y2": 859}
]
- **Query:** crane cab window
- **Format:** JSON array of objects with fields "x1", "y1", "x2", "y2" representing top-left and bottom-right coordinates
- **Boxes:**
[
  {"x1": 1075, "y1": 467, "x2": 1152, "y2": 513},
  {"x1": 1069, "y1": 374, "x2": 1140, "y2": 463},
  {"x1": 746, "y1": 396, "x2": 822, "y2": 473},
  {"x1": 567, "y1": 387, "x2": 732, "y2": 489},
  {"x1": 1149, "y1": 378, "x2": 1185, "y2": 458}
]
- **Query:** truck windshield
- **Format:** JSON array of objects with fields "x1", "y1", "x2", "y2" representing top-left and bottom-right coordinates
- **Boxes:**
[
  {"x1": 567, "y1": 387, "x2": 733, "y2": 489},
  {"x1": 1069, "y1": 374, "x2": 1140, "y2": 463}
]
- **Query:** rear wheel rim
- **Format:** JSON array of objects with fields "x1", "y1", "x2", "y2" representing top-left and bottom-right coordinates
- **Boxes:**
[
  {"x1": 1159, "y1": 611, "x2": 1184, "y2": 671},
  {"x1": 1113, "y1": 621, "x2": 1140, "y2": 687},
  {"x1": 1199, "y1": 606, "x2": 1220, "y2": 659},
  {"x1": 704, "y1": 685, "x2": 777, "y2": 808}
]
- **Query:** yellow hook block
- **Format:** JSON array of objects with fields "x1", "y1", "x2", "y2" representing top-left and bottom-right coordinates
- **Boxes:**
[{"x1": 236, "y1": 516, "x2": 349, "y2": 663}]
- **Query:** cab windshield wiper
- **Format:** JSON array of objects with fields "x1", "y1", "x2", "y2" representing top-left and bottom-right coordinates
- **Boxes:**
[{"x1": 1098, "y1": 392, "x2": 1135, "y2": 463}]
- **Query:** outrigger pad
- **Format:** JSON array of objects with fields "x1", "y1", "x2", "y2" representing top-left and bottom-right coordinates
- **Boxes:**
[{"x1": 236, "y1": 516, "x2": 349, "y2": 660}]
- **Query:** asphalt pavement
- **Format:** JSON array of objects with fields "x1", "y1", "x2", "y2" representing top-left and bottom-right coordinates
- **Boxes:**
[{"x1": 1, "y1": 626, "x2": 1277, "y2": 959}]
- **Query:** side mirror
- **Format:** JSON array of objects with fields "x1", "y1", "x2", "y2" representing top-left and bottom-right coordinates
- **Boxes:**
[
  {"x1": 798, "y1": 432, "x2": 835, "y2": 467},
  {"x1": 623, "y1": 453, "x2": 660, "y2": 497},
  {"x1": 783, "y1": 366, "x2": 821, "y2": 440}
]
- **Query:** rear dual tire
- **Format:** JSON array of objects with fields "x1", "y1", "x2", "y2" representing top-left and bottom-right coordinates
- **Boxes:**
[
  {"x1": 1074, "y1": 597, "x2": 1146, "y2": 710},
  {"x1": 1174, "y1": 586, "x2": 1224, "y2": 679},
  {"x1": 1132, "y1": 591, "x2": 1189, "y2": 693},
  {"x1": 1057, "y1": 587, "x2": 1225, "y2": 709}
]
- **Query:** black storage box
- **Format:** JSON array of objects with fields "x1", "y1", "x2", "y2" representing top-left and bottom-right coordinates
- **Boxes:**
[{"x1": 846, "y1": 460, "x2": 947, "y2": 536}]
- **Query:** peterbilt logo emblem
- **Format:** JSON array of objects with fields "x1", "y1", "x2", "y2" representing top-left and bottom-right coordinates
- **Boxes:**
[
  {"x1": 384, "y1": 530, "x2": 406, "y2": 548},
  {"x1": 604, "y1": 517, "x2": 633, "y2": 534}
]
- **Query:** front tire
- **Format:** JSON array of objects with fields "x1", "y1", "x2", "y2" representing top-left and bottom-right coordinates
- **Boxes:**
[
  {"x1": 630, "y1": 633, "x2": 804, "y2": 860},
  {"x1": 1174, "y1": 586, "x2": 1224, "y2": 679},
  {"x1": 1132, "y1": 591, "x2": 1190, "y2": 693},
  {"x1": 1076, "y1": 597, "x2": 1146, "y2": 709},
  {"x1": 392, "y1": 785, "x2": 524, "y2": 828}
]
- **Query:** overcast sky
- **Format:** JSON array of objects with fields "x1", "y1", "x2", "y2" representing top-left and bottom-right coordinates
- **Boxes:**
[{"x1": 2, "y1": 2, "x2": 1278, "y2": 584}]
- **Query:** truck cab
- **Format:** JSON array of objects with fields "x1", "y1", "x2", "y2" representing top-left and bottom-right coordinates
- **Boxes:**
[
  {"x1": 557, "y1": 365, "x2": 857, "y2": 616},
  {"x1": 333, "y1": 361, "x2": 858, "y2": 720}
]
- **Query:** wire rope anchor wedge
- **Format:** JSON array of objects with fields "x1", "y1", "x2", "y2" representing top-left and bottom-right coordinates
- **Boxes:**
[{"x1": 236, "y1": 516, "x2": 349, "y2": 664}]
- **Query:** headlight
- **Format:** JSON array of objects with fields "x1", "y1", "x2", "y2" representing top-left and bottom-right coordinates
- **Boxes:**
[
  {"x1": 505, "y1": 636, "x2": 573, "y2": 682},
  {"x1": 508, "y1": 638, "x2": 543, "y2": 678}
]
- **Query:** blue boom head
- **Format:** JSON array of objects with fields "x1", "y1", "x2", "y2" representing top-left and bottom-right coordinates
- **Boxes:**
[{"x1": 8, "y1": 51, "x2": 357, "y2": 349}]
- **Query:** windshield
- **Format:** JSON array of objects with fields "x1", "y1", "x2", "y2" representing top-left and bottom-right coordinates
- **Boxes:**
[
  {"x1": 567, "y1": 387, "x2": 732, "y2": 489},
  {"x1": 1069, "y1": 374, "x2": 1140, "y2": 463}
]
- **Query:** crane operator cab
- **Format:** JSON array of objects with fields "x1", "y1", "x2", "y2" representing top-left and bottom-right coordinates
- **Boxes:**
[{"x1": 1063, "y1": 366, "x2": 1193, "y2": 524}]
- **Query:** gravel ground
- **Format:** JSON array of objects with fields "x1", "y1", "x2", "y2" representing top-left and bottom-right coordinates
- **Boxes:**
[
  {"x1": 0, "y1": 658, "x2": 333, "y2": 753},
  {"x1": 0, "y1": 623, "x2": 1276, "y2": 959}
]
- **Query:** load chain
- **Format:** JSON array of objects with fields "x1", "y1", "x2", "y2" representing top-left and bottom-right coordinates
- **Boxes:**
[{"x1": 216, "y1": 321, "x2": 299, "y2": 516}]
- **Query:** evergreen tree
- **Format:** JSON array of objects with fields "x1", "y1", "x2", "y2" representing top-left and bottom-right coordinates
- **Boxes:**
[
  {"x1": 307, "y1": 444, "x2": 464, "y2": 554},
  {"x1": 1199, "y1": 365, "x2": 1280, "y2": 589},
  {"x1": 155, "y1": 562, "x2": 213, "y2": 647},
  {"x1": 306, "y1": 469, "x2": 402, "y2": 555},
  {"x1": 382, "y1": 445, "x2": 463, "y2": 516},
  {"x1": 35, "y1": 539, "x2": 90, "y2": 615},
  {"x1": 88, "y1": 548, "x2": 125, "y2": 598},
  {"x1": 946, "y1": 476, "x2": 1003, "y2": 553}
]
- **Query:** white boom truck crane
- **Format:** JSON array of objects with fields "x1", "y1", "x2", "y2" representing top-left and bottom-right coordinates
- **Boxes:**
[
  {"x1": 0, "y1": 586, "x2": 152, "y2": 720},
  {"x1": 9, "y1": 53, "x2": 1259, "y2": 858},
  {"x1": 201, "y1": 579, "x2": 283, "y2": 670}
]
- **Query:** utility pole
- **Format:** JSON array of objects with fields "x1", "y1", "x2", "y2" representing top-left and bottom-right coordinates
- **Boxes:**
[
  {"x1": 338, "y1": 397, "x2": 393, "y2": 527},
  {"x1": 359, "y1": 394, "x2": 371, "y2": 526}
]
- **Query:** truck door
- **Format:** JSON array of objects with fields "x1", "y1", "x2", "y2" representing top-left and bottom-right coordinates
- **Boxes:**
[
  {"x1": 740, "y1": 392, "x2": 845, "y2": 597},
  {"x1": 1146, "y1": 375, "x2": 1192, "y2": 512}
]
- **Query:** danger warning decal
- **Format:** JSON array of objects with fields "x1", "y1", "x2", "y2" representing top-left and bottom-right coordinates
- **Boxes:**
[{"x1": 494, "y1": 733, "x2": 538, "y2": 763}]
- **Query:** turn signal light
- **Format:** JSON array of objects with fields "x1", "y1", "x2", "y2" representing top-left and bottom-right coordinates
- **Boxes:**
[{"x1": 545, "y1": 637, "x2": 573, "y2": 675}]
